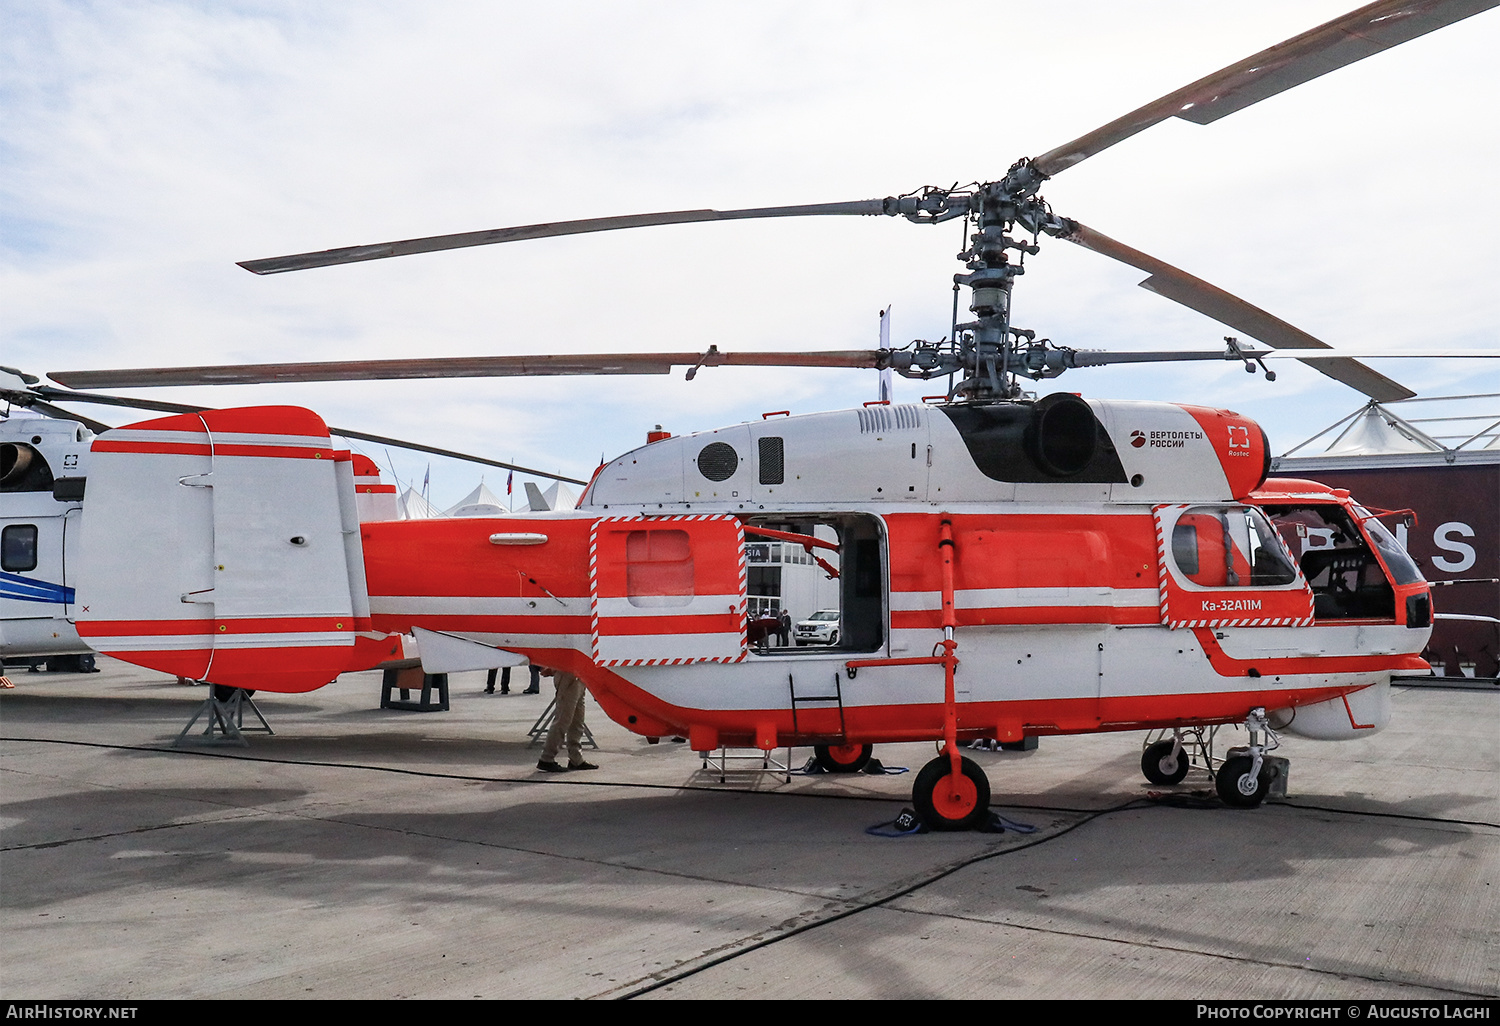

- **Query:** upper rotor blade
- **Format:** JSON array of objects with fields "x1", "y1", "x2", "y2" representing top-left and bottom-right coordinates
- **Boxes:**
[
  {"x1": 48, "y1": 350, "x2": 889, "y2": 389},
  {"x1": 1055, "y1": 219, "x2": 1416, "y2": 401},
  {"x1": 238, "y1": 200, "x2": 891, "y2": 274},
  {"x1": 1033, "y1": 0, "x2": 1499, "y2": 176}
]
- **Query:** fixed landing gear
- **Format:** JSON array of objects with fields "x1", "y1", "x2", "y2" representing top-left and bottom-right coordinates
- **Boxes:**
[
  {"x1": 813, "y1": 742, "x2": 872, "y2": 773},
  {"x1": 1141, "y1": 737, "x2": 1191, "y2": 785},
  {"x1": 1212, "y1": 707, "x2": 1284, "y2": 808},
  {"x1": 913, "y1": 754, "x2": 990, "y2": 831},
  {"x1": 1215, "y1": 754, "x2": 1273, "y2": 807},
  {"x1": 1140, "y1": 726, "x2": 1214, "y2": 786}
]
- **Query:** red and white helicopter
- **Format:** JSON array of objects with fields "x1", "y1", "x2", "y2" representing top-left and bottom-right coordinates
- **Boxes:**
[{"x1": 18, "y1": 0, "x2": 1492, "y2": 828}]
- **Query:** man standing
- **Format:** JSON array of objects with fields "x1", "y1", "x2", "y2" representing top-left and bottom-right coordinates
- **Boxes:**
[{"x1": 536, "y1": 667, "x2": 597, "y2": 772}]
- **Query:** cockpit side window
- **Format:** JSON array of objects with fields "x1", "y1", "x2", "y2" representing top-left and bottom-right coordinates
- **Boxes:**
[
  {"x1": 1169, "y1": 507, "x2": 1297, "y2": 589},
  {"x1": 1260, "y1": 503, "x2": 1396, "y2": 620}
]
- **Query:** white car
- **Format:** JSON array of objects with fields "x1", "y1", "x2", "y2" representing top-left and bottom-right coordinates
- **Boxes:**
[{"x1": 794, "y1": 609, "x2": 840, "y2": 646}]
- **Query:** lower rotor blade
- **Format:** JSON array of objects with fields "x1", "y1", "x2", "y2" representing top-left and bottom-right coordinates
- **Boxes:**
[
  {"x1": 48, "y1": 350, "x2": 889, "y2": 389},
  {"x1": 238, "y1": 200, "x2": 892, "y2": 275},
  {"x1": 26, "y1": 387, "x2": 584, "y2": 484},
  {"x1": 1033, "y1": 0, "x2": 1500, "y2": 176},
  {"x1": 1054, "y1": 220, "x2": 1416, "y2": 401},
  {"x1": 324, "y1": 428, "x2": 588, "y2": 486},
  {"x1": 33, "y1": 387, "x2": 207, "y2": 416}
]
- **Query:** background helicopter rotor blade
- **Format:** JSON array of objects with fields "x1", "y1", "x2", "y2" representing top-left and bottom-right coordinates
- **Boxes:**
[
  {"x1": 0, "y1": 390, "x2": 115, "y2": 434},
  {"x1": 1032, "y1": 0, "x2": 1500, "y2": 177},
  {"x1": 238, "y1": 200, "x2": 892, "y2": 274},
  {"x1": 1051, "y1": 219, "x2": 1417, "y2": 401},
  {"x1": 5, "y1": 385, "x2": 586, "y2": 485},
  {"x1": 48, "y1": 349, "x2": 890, "y2": 389}
]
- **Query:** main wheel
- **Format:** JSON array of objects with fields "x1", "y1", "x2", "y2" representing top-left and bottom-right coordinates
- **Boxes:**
[
  {"x1": 913, "y1": 755, "x2": 990, "y2": 831},
  {"x1": 827, "y1": 630, "x2": 839, "y2": 646},
  {"x1": 1215, "y1": 755, "x2": 1270, "y2": 808},
  {"x1": 814, "y1": 742, "x2": 873, "y2": 774},
  {"x1": 1141, "y1": 739, "x2": 1190, "y2": 785}
]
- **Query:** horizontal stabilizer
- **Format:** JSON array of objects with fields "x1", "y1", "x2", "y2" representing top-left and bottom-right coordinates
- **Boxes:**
[{"x1": 412, "y1": 627, "x2": 529, "y2": 674}]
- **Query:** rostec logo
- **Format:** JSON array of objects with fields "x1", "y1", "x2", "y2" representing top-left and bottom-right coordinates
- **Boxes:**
[
  {"x1": 1130, "y1": 430, "x2": 1147, "y2": 448},
  {"x1": 1226, "y1": 424, "x2": 1252, "y2": 456}
]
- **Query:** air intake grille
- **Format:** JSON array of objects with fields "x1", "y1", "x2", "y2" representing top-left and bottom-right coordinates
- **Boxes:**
[{"x1": 758, "y1": 437, "x2": 784, "y2": 484}]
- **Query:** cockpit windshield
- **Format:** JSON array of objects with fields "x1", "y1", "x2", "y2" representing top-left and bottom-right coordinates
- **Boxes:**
[{"x1": 1353, "y1": 506, "x2": 1425, "y2": 585}]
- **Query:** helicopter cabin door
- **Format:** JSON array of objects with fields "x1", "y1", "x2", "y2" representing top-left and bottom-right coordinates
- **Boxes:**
[
  {"x1": 1154, "y1": 504, "x2": 1314, "y2": 628},
  {"x1": 590, "y1": 515, "x2": 747, "y2": 666}
]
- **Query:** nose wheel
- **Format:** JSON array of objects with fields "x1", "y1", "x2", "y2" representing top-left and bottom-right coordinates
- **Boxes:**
[
  {"x1": 1215, "y1": 754, "x2": 1273, "y2": 807},
  {"x1": 913, "y1": 755, "x2": 990, "y2": 830}
]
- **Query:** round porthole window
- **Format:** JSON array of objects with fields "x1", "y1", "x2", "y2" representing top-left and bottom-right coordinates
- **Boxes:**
[{"x1": 697, "y1": 442, "x2": 738, "y2": 481}]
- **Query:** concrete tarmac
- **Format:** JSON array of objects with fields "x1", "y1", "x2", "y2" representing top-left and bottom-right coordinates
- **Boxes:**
[{"x1": 1, "y1": 658, "x2": 1496, "y2": 1000}]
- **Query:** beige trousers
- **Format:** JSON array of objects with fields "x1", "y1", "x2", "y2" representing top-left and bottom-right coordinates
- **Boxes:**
[{"x1": 541, "y1": 672, "x2": 587, "y2": 765}]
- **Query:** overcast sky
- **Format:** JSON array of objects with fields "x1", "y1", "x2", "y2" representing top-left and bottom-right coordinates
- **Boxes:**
[{"x1": 4, "y1": 1, "x2": 1497, "y2": 507}]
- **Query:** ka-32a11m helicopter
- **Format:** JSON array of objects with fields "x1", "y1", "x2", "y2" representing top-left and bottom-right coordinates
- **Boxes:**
[{"x1": 24, "y1": 0, "x2": 1495, "y2": 828}]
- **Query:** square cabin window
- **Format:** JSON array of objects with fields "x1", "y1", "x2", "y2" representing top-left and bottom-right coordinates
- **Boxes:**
[
  {"x1": 625, "y1": 529, "x2": 694, "y2": 608},
  {"x1": 2, "y1": 524, "x2": 38, "y2": 572}
]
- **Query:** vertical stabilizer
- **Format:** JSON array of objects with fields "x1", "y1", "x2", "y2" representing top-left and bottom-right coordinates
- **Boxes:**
[{"x1": 77, "y1": 407, "x2": 379, "y2": 692}]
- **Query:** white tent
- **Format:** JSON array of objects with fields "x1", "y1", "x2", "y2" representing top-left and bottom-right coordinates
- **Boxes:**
[
  {"x1": 1320, "y1": 406, "x2": 1443, "y2": 456},
  {"x1": 444, "y1": 480, "x2": 509, "y2": 517},
  {"x1": 397, "y1": 487, "x2": 441, "y2": 520}
]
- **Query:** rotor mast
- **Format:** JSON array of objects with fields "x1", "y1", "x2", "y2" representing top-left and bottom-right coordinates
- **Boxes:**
[{"x1": 881, "y1": 163, "x2": 1059, "y2": 401}]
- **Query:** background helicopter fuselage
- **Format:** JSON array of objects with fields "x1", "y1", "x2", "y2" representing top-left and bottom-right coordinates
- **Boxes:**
[{"x1": 0, "y1": 417, "x2": 92, "y2": 668}]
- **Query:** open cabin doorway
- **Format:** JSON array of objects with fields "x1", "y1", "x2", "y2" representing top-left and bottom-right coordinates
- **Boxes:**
[{"x1": 742, "y1": 513, "x2": 885, "y2": 656}]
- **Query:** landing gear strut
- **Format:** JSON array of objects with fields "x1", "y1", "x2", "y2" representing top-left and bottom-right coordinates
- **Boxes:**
[{"x1": 1213, "y1": 707, "x2": 1285, "y2": 808}]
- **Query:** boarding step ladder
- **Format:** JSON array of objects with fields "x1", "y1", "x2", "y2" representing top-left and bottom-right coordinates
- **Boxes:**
[
  {"x1": 788, "y1": 670, "x2": 848, "y2": 745},
  {"x1": 698, "y1": 745, "x2": 792, "y2": 784}
]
